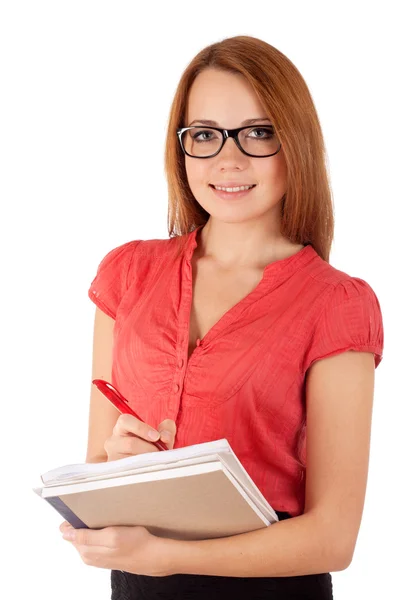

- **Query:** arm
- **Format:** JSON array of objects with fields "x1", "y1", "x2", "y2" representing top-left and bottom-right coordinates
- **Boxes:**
[
  {"x1": 85, "y1": 307, "x2": 120, "y2": 463},
  {"x1": 165, "y1": 350, "x2": 376, "y2": 577}
]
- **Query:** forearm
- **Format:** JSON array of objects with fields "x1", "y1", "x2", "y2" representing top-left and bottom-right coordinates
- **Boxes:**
[{"x1": 165, "y1": 511, "x2": 349, "y2": 578}]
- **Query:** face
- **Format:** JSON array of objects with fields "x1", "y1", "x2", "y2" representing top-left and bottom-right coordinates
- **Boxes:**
[{"x1": 184, "y1": 68, "x2": 288, "y2": 226}]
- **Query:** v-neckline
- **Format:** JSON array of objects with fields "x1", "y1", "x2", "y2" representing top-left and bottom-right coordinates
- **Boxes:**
[{"x1": 182, "y1": 225, "x2": 316, "y2": 365}]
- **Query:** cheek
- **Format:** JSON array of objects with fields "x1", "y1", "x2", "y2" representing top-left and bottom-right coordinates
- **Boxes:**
[
  {"x1": 185, "y1": 159, "x2": 210, "y2": 189},
  {"x1": 256, "y1": 156, "x2": 287, "y2": 185}
]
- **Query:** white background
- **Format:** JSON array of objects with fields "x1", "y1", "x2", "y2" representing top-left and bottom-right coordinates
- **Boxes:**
[{"x1": 1, "y1": 1, "x2": 398, "y2": 598}]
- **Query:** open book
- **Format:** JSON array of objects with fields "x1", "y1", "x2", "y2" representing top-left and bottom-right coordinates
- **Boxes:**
[{"x1": 33, "y1": 439, "x2": 279, "y2": 541}]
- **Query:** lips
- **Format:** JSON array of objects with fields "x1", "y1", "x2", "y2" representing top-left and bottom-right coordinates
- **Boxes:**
[
  {"x1": 210, "y1": 184, "x2": 256, "y2": 189},
  {"x1": 209, "y1": 184, "x2": 257, "y2": 201}
]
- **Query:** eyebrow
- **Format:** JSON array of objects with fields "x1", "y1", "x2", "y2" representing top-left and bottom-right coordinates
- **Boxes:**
[{"x1": 188, "y1": 117, "x2": 271, "y2": 127}]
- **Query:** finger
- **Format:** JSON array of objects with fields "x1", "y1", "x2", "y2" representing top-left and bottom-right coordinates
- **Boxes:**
[
  {"x1": 72, "y1": 545, "x2": 113, "y2": 568},
  {"x1": 63, "y1": 527, "x2": 110, "y2": 547},
  {"x1": 107, "y1": 435, "x2": 160, "y2": 459},
  {"x1": 81, "y1": 545, "x2": 112, "y2": 556},
  {"x1": 158, "y1": 419, "x2": 177, "y2": 449},
  {"x1": 113, "y1": 413, "x2": 161, "y2": 443},
  {"x1": 59, "y1": 520, "x2": 73, "y2": 533}
]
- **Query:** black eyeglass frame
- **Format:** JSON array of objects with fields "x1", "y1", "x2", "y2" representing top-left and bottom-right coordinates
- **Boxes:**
[{"x1": 176, "y1": 125, "x2": 282, "y2": 159}]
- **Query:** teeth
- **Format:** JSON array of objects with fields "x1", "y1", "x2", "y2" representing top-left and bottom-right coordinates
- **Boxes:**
[{"x1": 214, "y1": 185, "x2": 253, "y2": 192}]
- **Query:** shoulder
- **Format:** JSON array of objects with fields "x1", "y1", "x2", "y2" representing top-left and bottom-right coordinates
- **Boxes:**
[
  {"x1": 97, "y1": 233, "x2": 182, "y2": 266},
  {"x1": 134, "y1": 235, "x2": 181, "y2": 258},
  {"x1": 88, "y1": 235, "x2": 183, "y2": 319},
  {"x1": 305, "y1": 249, "x2": 382, "y2": 306},
  {"x1": 106, "y1": 234, "x2": 186, "y2": 285},
  {"x1": 302, "y1": 251, "x2": 384, "y2": 371}
]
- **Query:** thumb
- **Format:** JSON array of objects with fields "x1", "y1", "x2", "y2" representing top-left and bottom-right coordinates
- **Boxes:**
[{"x1": 157, "y1": 419, "x2": 177, "y2": 450}]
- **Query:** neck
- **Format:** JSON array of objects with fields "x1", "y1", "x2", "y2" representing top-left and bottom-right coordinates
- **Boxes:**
[{"x1": 196, "y1": 216, "x2": 301, "y2": 270}]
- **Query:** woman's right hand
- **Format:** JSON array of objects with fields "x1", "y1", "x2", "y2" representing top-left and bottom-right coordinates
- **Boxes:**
[{"x1": 104, "y1": 415, "x2": 177, "y2": 462}]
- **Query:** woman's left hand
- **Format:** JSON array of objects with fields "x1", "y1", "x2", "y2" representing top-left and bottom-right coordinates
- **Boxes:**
[{"x1": 59, "y1": 520, "x2": 174, "y2": 576}]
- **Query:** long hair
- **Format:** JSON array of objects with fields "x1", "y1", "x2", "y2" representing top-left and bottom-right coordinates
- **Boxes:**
[
  {"x1": 164, "y1": 35, "x2": 334, "y2": 266},
  {"x1": 164, "y1": 36, "x2": 335, "y2": 472}
]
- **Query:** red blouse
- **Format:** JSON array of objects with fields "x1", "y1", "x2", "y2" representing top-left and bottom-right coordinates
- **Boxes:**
[{"x1": 88, "y1": 225, "x2": 384, "y2": 517}]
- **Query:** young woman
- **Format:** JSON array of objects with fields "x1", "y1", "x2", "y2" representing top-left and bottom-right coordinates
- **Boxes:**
[{"x1": 60, "y1": 35, "x2": 384, "y2": 599}]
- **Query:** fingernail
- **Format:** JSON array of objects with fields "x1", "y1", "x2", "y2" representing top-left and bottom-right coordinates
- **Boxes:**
[
  {"x1": 160, "y1": 430, "x2": 172, "y2": 443},
  {"x1": 62, "y1": 530, "x2": 76, "y2": 541},
  {"x1": 148, "y1": 429, "x2": 160, "y2": 441}
]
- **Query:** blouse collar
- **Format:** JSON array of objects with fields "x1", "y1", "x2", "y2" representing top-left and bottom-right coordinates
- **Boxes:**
[{"x1": 184, "y1": 224, "x2": 318, "y2": 287}]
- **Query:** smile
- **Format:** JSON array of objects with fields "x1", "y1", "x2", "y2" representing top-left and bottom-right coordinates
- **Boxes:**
[{"x1": 210, "y1": 184, "x2": 256, "y2": 193}]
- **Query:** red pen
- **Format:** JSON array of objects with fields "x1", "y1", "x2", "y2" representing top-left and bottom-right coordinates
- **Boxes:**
[{"x1": 92, "y1": 378, "x2": 169, "y2": 452}]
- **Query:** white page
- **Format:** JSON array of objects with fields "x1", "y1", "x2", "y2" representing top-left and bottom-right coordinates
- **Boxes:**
[{"x1": 40, "y1": 439, "x2": 232, "y2": 484}]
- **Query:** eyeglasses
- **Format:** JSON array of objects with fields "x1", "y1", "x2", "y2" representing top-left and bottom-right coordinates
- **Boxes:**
[{"x1": 176, "y1": 125, "x2": 281, "y2": 159}]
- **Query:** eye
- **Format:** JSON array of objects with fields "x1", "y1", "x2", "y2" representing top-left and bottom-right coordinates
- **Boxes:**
[
  {"x1": 191, "y1": 129, "x2": 217, "y2": 143},
  {"x1": 247, "y1": 127, "x2": 274, "y2": 139}
]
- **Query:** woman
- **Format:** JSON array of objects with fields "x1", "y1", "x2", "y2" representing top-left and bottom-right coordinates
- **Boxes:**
[{"x1": 60, "y1": 35, "x2": 384, "y2": 599}]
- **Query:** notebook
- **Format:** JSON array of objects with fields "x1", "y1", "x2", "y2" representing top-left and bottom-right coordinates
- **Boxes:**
[{"x1": 33, "y1": 438, "x2": 279, "y2": 541}]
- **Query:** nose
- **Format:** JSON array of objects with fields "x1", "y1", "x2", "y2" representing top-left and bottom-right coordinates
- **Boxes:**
[{"x1": 217, "y1": 136, "x2": 248, "y2": 163}]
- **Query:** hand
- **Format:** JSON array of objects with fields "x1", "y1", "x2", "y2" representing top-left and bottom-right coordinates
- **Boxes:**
[
  {"x1": 104, "y1": 416, "x2": 177, "y2": 462},
  {"x1": 59, "y1": 521, "x2": 174, "y2": 576}
]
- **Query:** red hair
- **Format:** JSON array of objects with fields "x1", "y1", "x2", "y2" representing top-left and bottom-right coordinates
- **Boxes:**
[
  {"x1": 164, "y1": 35, "x2": 334, "y2": 266},
  {"x1": 164, "y1": 35, "x2": 336, "y2": 470}
]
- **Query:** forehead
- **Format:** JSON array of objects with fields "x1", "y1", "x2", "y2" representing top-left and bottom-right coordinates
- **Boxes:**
[{"x1": 186, "y1": 68, "x2": 266, "y2": 126}]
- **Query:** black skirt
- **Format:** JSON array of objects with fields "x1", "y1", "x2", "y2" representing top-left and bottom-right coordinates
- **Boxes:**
[{"x1": 110, "y1": 511, "x2": 333, "y2": 600}]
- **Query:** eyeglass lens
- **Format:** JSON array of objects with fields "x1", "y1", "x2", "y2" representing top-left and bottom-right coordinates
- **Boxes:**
[{"x1": 181, "y1": 126, "x2": 280, "y2": 157}]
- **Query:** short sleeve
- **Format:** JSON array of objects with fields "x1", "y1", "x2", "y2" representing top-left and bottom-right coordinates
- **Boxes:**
[
  {"x1": 88, "y1": 240, "x2": 141, "y2": 319},
  {"x1": 303, "y1": 277, "x2": 384, "y2": 372}
]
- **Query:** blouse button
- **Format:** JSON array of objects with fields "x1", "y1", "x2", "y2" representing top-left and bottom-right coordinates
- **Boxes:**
[
  {"x1": 196, "y1": 338, "x2": 201, "y2": 347},
  {"x1": 178, "y1": 358, "x2": 184, "y2": 369},
  {"x1": 174, "y1": 383, "x2": 180, "y2": 393}
]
